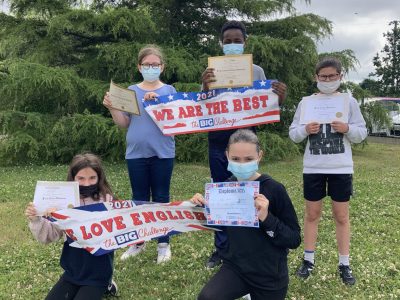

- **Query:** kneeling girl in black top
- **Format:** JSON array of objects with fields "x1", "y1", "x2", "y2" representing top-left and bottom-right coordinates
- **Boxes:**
[{"x1": 191, "y1": 129, "x2": 301, "y2": 300}]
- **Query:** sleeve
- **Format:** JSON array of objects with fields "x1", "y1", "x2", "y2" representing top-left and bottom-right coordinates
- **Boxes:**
[
  {"x1": 253, "y1": 65, "x2": 266, "y2": 81},
  {"x1": 29, "y1": 217, "x2": 64, "y2": 244},
  {"x1": 260, "y1": 184, "x2": 301, "y2": 249},
  {"x1": 258, "y1": 67, "x2": 266, "y2": 81},
  {"x1": 345, "y1": 97, "x2": 367, "y2": 143},
  {"x1": 289, "y1": 101, "x2": 309, "y2": 143},
  {"x1": 170, "y1": 85, "x2": 177, "y2": 94}
]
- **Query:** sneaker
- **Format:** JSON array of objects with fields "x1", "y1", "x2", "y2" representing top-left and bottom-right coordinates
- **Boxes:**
[
  {"x1": 296, "y1": 259, "x2": 314, "y2": 279},
  {"x1": 104, "y1": 279, "x2": 118, "y2": 297},
  {"x1": 120, "y1": 243, "x2": 146, "y2": 261},
  {"x1": 338, "y1": 264, "x2": 356, "y2": 285},
  {"x1": 206, "y1": 250, "x2": 222, "y2": 269},
  {"x1": 157, "y1": 243, "x2": 171, "y2": 264}
]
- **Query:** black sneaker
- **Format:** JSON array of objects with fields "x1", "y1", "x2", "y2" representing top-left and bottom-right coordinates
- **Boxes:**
[
  {"x1": 339, "y1": 265, "x2": 356, "y2": 285},
  {"x1": 206, "y1": 250, "x2": 222, "y2": 269},
  {"x1": 105, "y1": 279, "x2": 118, "y2": 297},
  {"x1": 296, "y1": 260, "x2": 314, "y2": 279}
]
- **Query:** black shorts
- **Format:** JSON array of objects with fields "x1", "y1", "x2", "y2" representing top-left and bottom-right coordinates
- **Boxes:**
[{"x1": 303, "y1": 173, "x2": 353, "y2": 202}]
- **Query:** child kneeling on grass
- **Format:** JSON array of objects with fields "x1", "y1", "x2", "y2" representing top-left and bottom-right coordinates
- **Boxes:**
[
  {"x1": 191, "y1": 129, "x2": 301, "y2": 300},
  {"x1": 25, "y1": 153, "x2": 117, "y2": 300}
]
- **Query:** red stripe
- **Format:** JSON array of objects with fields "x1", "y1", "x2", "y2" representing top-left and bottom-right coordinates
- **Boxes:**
[
  {"x1": 127, "y1": 240, "x2": 145, "y2": 247},
  {"x1": 51, "y1": 212, "x2": 70, "y2": 220},
  {"x1": 166, "y1": 201, "x2": 183, "y2": 206},
  {"x1": 187, "y1": 224, "x2": 212, "y2": 230},
  {"x1": 242, "y1": 110, "x2": 280, "y2": 120},
  {"x1": 163, "y1": 118, "x2": 280, "y2": 136}
]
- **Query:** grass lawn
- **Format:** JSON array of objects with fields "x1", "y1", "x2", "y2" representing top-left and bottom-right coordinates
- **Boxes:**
[{"x1": 0, "y1": 142, "x2": 399, "y2": 299}]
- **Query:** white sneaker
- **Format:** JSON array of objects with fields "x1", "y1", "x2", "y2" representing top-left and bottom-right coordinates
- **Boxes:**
[
  {"x1": 120, "y1": 243, "x2": 146, "y2": 261},
  {"x1": 157, "y1": 243, "x2": 171, "y2": 264}
]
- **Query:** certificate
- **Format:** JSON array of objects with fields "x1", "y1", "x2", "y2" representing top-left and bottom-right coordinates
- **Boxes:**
[
  {"x1": 108, "y1": 81, "x2": 140, "y2": 115},
  {"x1": 300, "y1": 93, "x2": 350, "y2": 124},
  {"x1": 204, "y1": 181, "x2": 259, "y2": 227},
  {"x1": 33, "y1": 181, "x2": 80, "y2": 215},
  {"x1": 208, "y1": 54, "x2": 253, "y2": 89}
]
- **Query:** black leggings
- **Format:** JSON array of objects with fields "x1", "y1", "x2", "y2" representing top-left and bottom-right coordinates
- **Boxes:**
[
  {"x1": 198, "y1": 265, "x2": 288, "y2": 300},
  {"x1": 45, "y1": 277, "x2": 107, "y2": 300}
]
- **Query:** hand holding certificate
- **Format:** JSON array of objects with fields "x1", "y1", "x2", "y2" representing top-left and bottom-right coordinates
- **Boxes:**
[
  {"x1": 204, "y1": 181, "x2": 259, "y2": 227},
  {"x1": 208, "y1": 54, "x2": 253, "y2": 89},
  {"x1": 300, "y1": 93, "x2": 350, "y2": 124},
  {"x1": 33, "y1": 181, "x2": 80, "y2": 216},
  {"x1": 108, "y1": 81, "x2": 140, "y2": 115}
]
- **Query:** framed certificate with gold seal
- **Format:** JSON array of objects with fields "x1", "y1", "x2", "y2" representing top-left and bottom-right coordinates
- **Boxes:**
[
  {"x1": 108, "y1": 81, "x2": 140, "y2": 115},
  {"x1": 208, "y1": 54, "x2": 253, "y2": 89}
]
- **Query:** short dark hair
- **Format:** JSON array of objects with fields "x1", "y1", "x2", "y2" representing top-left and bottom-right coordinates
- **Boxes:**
[
  {"x1": 220, "y1": 20, "x2": 247, "y2": 41},
  {"x1": 315, "y1": 57, "x2": 342, "y2": 74}
]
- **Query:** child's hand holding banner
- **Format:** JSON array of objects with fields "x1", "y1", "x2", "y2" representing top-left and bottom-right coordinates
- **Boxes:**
[
  {"x1": 143, "y1": 80, "x2": 280, "y2": 135},
  {"x1": 48, "y1": 200, "x2": 217, "y2": 256}
]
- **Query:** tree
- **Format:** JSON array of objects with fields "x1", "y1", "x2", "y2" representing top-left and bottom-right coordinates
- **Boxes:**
[
  {"x1": 372, "y1": 20, "x2": 400, "y2": 97},
  {"x1": 0, "y1": 0, "x2": 354, "y2": 164},
  {"x1": 360, "y1": 78, "x2": 382, "y2": 97}
]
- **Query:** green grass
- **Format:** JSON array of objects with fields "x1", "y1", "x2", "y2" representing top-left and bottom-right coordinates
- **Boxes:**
[{"x1": 0, "y1": 142, "x2": 399, "y2": 299}]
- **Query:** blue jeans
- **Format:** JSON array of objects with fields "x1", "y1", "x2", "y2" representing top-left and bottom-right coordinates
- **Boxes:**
[
  {"x1": 208, "y1": 146, "x2": 230, "y2": 251},
  {"x1": 126, "y1": 156, "x2": 174, "y2": 244}
]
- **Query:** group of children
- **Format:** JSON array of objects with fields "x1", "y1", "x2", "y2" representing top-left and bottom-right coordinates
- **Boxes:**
[{"x1": 25, "y1": 20, "x2": 366, "y2": 300}]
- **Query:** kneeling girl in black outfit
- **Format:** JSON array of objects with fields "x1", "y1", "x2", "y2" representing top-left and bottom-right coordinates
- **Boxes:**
[{"x1": 191, "y1": 129, "x2": 301, "y2": 300}]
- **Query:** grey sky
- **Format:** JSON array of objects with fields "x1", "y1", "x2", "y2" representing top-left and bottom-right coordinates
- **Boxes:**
[{"x1": 292, "y1": 0, "x2": 400, "y2": 83}]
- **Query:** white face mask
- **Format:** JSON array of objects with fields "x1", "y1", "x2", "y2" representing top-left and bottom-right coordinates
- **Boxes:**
[{"x1": 317, "y1": 80, "x2": 341, "y2": 94}]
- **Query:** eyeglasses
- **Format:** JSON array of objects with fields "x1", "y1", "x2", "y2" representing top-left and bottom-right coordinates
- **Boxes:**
[
  {"x1": 141, "y1": 64, "x2": 162, "y2": 70},
  {"x1": 317, "y1": 73, "x2": 340, "y2": 81}
]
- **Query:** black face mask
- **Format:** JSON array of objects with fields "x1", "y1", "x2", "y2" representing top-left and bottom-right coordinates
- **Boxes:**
[{"x1": 79, "y1": 184, "x2": 99, "y2": 198}]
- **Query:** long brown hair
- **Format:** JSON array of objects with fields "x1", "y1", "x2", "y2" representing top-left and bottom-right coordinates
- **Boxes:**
[{"x1": 67, "y1": 153, "x2": 113, "y2": 200}]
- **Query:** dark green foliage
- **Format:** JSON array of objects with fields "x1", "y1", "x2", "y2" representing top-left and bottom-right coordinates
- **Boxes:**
[
  {"x1": 0, "y1": 110, "x2": 125, "y2": 165},
  {"x1": 257, "y1": 130, "x2": 301, "y2": 161},
  {"x1": 0, "y1": 0, "x2": 358, "y2": 165},
  {"x1": 360, "y1": 78, "x2": 382, "y2": 97},
  {"x1": 372, "y1": 20, "x2": 400, "y2": 97},
  {"x1": 0, "y1": 60, "x2": 87, "y2": 114},
  {"x1": 175, "y1": 133, "x2": 208, "y2": 163},
  {"x1": 47, "y1": 112, "x2": 126, "y2": 163},
  {"x1": 174, "y1": 130, "x2": 301, "y2": 164},
  {"x1": 0, "y1": 110, "x2": 54, "y2": 163},
  {"x1": 173, "y1": 82, "x2": 202, "y2": 92}
]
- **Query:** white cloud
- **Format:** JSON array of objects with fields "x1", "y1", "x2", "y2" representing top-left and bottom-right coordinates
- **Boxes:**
[{"x1": 292, "y1": 0, "x2": 400, "y2": 83}]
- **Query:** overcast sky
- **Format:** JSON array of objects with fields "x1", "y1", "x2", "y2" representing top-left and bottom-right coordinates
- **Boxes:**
[{"x1": 291, "y1": 0, "x2": 400, "y2": 83}]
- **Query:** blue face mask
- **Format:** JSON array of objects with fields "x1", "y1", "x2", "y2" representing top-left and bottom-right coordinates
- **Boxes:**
[
  {"x1": 141, "y1": 67, "x2": 161, "y2": 82},
  {"x1": 227, "y1": 160, "x2": 259, "y2": 180},
  {"x1": 223, "y1": 43, "x2": 244, "y2": 55}
]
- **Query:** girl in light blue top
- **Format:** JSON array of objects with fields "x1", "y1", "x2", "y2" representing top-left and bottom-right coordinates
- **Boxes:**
[{"x1": 103, "y1": 45, "x2": 176, "y2": 264}]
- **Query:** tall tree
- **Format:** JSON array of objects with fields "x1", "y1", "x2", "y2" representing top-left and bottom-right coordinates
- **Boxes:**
[
  {"x1": 0, "y1": 0, "x2": 354, "y2": 165},
  {"x1": 372, "y1": 20, "x2": 400, "y2": 97}
]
